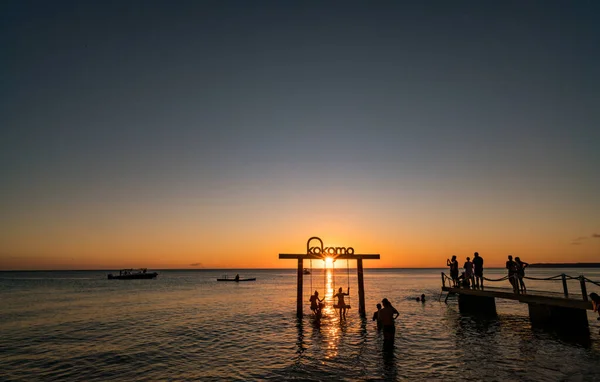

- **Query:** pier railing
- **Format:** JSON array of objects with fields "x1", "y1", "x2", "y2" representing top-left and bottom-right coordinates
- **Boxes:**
[{"x1": 441, "y1": 271, "x2": 600, "y2": 302}]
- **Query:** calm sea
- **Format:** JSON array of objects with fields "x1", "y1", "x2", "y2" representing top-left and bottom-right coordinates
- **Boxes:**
[{"x1": 1, "y1": 268, "x2": 600, "y2": 381}]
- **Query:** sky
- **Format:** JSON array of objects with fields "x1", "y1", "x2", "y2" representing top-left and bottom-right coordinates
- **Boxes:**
[{"x1": 1, "y1": 0, "x2": 599, "y2": 270}]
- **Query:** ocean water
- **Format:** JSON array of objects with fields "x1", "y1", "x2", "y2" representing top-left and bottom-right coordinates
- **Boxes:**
[{"x1": 1, "y1": 268, "x2": 600, "y2": 381}]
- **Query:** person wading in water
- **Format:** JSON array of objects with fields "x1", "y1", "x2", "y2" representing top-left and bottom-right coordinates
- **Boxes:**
[{"x1": 379, "y1": 298, "x2": 399, "y2": 348}]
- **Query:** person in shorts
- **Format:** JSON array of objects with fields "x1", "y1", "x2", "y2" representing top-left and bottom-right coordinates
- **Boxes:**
[{"x1": 473, "y1": 252, "x2": 484, "y2": 289}]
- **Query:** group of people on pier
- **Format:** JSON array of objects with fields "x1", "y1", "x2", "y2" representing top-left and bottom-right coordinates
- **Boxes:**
[
  {"x1": 447, "y1": 252, "x2": 529, "y2": 293},
  {"x1": 446, "y1": 252, "x2": 485, "y2": 289}
]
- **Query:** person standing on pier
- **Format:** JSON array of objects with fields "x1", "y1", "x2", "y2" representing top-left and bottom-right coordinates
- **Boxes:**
[
  {"x1": 464, "y1": 257, "x2": 474, "y2": 288},
  {"x1": 379, "y1": 298, "x2": 399, "y2": 347},
  {"x1": 473, "y1": 252, "x2": 484, "y2": 289},
  {"x1": 447, "y1": 256, "x2": 459, "y2": 287},
  {"x1": 506, "y1": 255, "x2": 519, "y2": 293},
  {"x1": 514, "y1": 257, "x2": 529, "y2": 293}
]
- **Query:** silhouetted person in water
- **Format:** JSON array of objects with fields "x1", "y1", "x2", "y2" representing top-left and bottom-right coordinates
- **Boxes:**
[
  {"x1": 309, "y1": 290, "x2": 323, "y2": 316},
  {"x1": 334, "y1": 287, "x2": 350, "y2": 319},
  {"x1": 447, "y1": 255, "x2": 459, "y2": 287},
  {"x1": 234, "y1": 274, "x2": 240, "y2": 281},
  {"x1": 590, "y1": 293, "x2": 600, "y2": 320},
  {"x1": 372, "y1": 303, "x2": 382, "y2": 329},
  {"x1": 420, "y1": 294, "x2": 425, "y2": 303},
  {"x1": 473, "y1": 252, "x2": 484, "y2": 289},
  {"x1": 379, "y1": 298, "x2": 399, "y2": 346},
  {"x1": 514, "y1": 257, "x2": 529, "y2": 293},
  {"x1": 506, "y1": 255, "x2": 518, "y2": 293}
]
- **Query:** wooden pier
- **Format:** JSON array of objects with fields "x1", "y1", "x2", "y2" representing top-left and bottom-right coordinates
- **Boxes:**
[{"x1": 441, "y1": 272, "x2": 598, "y2": 333}]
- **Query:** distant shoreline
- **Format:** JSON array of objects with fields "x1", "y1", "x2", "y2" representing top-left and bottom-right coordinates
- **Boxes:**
[{"x1": 529, "y1": 263, "x2": 600, "y2": 268}]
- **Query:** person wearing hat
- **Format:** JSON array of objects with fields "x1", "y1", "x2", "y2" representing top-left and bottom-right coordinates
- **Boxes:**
[{"x1": 379, "y1": 298, "x2": 399, "y2": 345}]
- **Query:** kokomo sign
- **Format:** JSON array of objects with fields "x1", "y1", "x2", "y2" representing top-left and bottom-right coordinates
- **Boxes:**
[{"x1": 306, "y1": 236, "x2": 354, "y2": 260}]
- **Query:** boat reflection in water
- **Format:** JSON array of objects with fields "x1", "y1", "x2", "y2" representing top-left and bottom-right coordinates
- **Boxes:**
[{"x1": 107, "y1": 268, "x2": 158, "y2": 280}]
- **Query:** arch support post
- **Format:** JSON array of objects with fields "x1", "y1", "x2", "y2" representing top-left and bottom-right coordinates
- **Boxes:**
[
  {"x1": 297, "y1": 258, "x2": 303, "y2": 318},
  {"x1": 357, "y1": 258, "x2": 366, "y2": 317}
]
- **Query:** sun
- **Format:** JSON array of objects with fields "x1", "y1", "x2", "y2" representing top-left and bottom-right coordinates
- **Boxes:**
[{"x1": 324, "y1": 256, "x2": 334, "y2": 267}]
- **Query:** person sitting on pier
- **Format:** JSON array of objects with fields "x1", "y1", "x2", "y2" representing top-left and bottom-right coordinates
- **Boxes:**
[
  {"x1": 506, "y1": 255, "x2": 519, "y2": 293},
  {"x1": 464, "y1": 257, "x2": 474, "y2": 287},
  {"x1": 458, "y1": 272, "x2": 471, "y2": 288},
  {"x1": 234, "y1": 274, "x2": 240, "y2": 282},
  {"x1": 334, "y1": 287, "x2": 350, "y2": 319},
  {"x1": 514, "y1": 257, "x2": 529, "y2": 294},
  {"x1": 379, "y1": 298, "x2": 399, "y2": 346},
  {"x1": 372, "y1": 303, "x2": 382, "y2": 329},
  {"x1": 309, "y1": 290, "x2": 323, "y2": 316},
  {"x1": 447, "y1": 255, "x2": 459, "y2": 287},
  {"x1": 590, "y1": 293, "x2": 600, "y2": 320},
  {"x1": 473, "y1": 252, "x2": 484, "y2": 289}
]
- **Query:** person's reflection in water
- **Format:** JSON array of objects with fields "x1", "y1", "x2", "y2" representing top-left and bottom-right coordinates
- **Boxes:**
[
  {"x1": 381, "y1": 341, "x2": 398, "y2": 380},
  {"x1": 295, "y1": 317, "x2": 305, "y2": 355}
]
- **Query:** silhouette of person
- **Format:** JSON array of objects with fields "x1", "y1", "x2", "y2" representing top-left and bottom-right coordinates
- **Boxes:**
[
  {"x1": 506, "y1": 255, "x2": 518, "y2": 293},
  {"x1": 234, "y1": 274, "x2": 240, "y2": 282},
  {"x1": 514, "y1": 257, "x2": 529, "y2": 293},
  {"x1": 334, "y1": 287, "x2": 350, "y2": 319},
  {"x1": 473, "y1": 252, "x2": 484, "y2": 289},
  {"x1": 464, "y1": 257, "x2": 474, "y2": 287},
  {"x1": 372, "y1": 303, "x2": 382, "y2": 329},
  {"x1": 447, "y1": 255, "x2": 459, "y2": 287},
  {"x1": 379, "y1": 298, "x2": 399, "y2": 346},
  {"x1": 309, "y1": 290, "x2": 323, "y2": 315},
  {"x1": 420, "y1": 294, "x2": 426, "y2": 303},
  {"x1": 590, "y1": 293, "x2": 600, "y2": 320},
  {"x1": 458, "y1": 272, "x2": 471, "y2": 288}
]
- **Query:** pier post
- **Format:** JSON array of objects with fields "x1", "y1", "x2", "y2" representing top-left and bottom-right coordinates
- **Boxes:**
[
  {"x1": 561, "y1": 274, "x2": 569, "y2": 298},
  {"x1": 580, "y1": 276, "x2": 588, "y2": 301},
  {"x1": 357, "y1": 258, "x2": 366, "y2": 317},
  {"x1": 528, "y1": 303, "x2": 588, "y2": 333},
  {"x1": 457, "y1": 294, "x2": 496, "y2": 315},
  {"x1": 297, "y1": 258, "x2": 303, "y2": 318}
]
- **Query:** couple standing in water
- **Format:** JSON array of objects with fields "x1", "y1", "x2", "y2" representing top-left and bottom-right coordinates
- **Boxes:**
[
  {"x1": 309, "y1": 287, "x2": 351, "y2": 319},
  {"x1": 372, "y1": 298, "x2": 400, "y2": 346}
]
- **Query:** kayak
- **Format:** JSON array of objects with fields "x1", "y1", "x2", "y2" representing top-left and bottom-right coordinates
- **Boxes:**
[{"x1": 217, "y1": 278, "x2": 256, "y2": 282}]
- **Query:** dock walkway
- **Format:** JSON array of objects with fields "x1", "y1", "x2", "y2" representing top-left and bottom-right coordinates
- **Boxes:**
[
  {"x1": 441, "y1": 272, "x2": 599, "y2": 332},
  {"x1": 441, "y1": 285, "x2": 593, "y2": 310}
]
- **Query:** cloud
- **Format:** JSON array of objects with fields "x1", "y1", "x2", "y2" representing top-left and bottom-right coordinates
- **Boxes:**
[
  {"x1": 190, "y1": 263, "x2": 204, "y2": 267},
  {"x1": 593, "y1": 233, "x2": 600, "y2": 238},
  {"x1": 570, "y1": 236, "x2": 588, "y2": 245}
]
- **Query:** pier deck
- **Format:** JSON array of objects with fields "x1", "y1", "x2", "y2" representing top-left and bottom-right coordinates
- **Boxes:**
[{"x1": 442, "y1": 286, "x2": 593, "y2": 310}]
